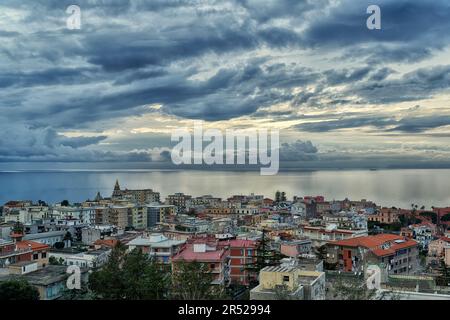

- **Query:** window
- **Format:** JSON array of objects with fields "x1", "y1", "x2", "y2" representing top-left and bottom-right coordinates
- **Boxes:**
[
  {"x1": 33, "y1": 253, "x2": 39, "y2": 260},
  {"x1": 283, "y1": 276, "x2": 290, "y2": 282},
  {"x1": 210, "y1": 263, "x2": 216, "y2": 269},
  {"x1": 42, "y1": 252, "x2": 47, "y2": 258}
]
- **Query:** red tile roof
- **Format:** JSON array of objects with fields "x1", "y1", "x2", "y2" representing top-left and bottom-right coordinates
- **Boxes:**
[
  {"x1": 330, "y1": 234, "x2": 418, "y2": 257},
  {"x1": 172, "y1": 244, "x2": 228, "y2": 262},
  {"x1": 94, "y1": 239, "x2": 118, "y2": 248},
  {"x1": 16, "y1": 240, "x2": 49, "y2": 251},
  {"x1": 331, "y1": 234, "x2": 401, "y2": 247}
]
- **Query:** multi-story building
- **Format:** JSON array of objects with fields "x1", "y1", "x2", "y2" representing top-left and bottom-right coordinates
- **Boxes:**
[
  {"x1": 427, "y1": 236, "x2": 450, "y2": 266},
  {"x1": 234, "y1": 207, "x2": 259, "y2": 215},
  {"x1": 127, "y1": 233, "x2": 185, "y2": 264},
  {"x1": 51, "y1": 206, "x2": 95, "y2": 225},
  {"x1": 49, "y1": 247, "x2": 110, "y2": 268},
  {"x1": 280, "y1": 239, "x2": 312, "y2": 257},
  {"x1": 100, "y1": 206, "x2": 130, "y2": 229},
  {"x1": 94, "y1": 206, "x2": 110, "y2": 225},
  {"x1": 186, "y1": 195, "x2": 222, "y2": 209},
  {"x1": 322, "y1": 212, "x2": 368, "y2": 230},
  {"x1": 146, "y1": 204, "x2": 176, "y2": 228},
  {"x1": 445, "y1": 246, "x2": 450, "y2": 267},
  {"x1": 327, "y1": 234, "x2": 419, "y2": 275},
  {"x1": 368, "y1": 207, "x2": 400, "y2": 224},
  {"x1": 16, "y1": 240, "x2": 49, "y2": 268},
  {"x1": 172, "y1": 237, "x2": 230, "y2": 285},
  {"x1": 2, "y1": 201, "x2": 33, "y2": 215},
  {"x1": 23, "y1": 230, "x2": 66, "y2": 247},
  {"x1": 130, "y1": 205, "x2": 147, "y2": 229},
  {"x1": 409, "y1": 222, "x2": 435, "y2": 250},
  {"x1": 166, "y1": 193, "x2": 192, "y2": 213},
  {"x1": 298, "y1": 225, "x2": 368, "y2": 247},
  {"x1": 111, "y1": 180, "x2": 160, "y2": 204},
  {"x1": 226, "y1": 239, "x2": 258, "y2": 286},
  {"x1": 3, "y1": 205, "x2": 49, "y2": 224},
  {"x1": 428, "y1": 236, "x2": 450, "y2": 258},
  {"x1": 0, "y1": 239, "x2": 32, "y2": 268},
  {"x1": 205, "y1": 207, "x2": 232, "y2": 215}
]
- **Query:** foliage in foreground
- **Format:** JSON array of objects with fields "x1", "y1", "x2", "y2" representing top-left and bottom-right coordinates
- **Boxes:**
[
  {"x1": 0, "y1": 279, "x2": 40, "y2": 300},
  {"x1": 87, "y1": 243, "x2": 227, "y2": 300}
]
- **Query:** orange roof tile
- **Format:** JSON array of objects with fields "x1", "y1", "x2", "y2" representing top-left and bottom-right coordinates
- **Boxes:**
[
  {"x1": 331, "y1": 234, "x2": 402, "y2": 248},
  {"x1": 16, "y1": 240, "x2": 49, "y2": 251},
  {"x1": 330, "y1": 234, "x2": 418, "y2": 257},
  {"x1": 94, "y1": 239, "x2": 118, "y2": 248}
]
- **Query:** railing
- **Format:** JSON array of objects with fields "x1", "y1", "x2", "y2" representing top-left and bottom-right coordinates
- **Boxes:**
[{"x1": 0, "y1": 248, "x2": 32, "y2": 258}]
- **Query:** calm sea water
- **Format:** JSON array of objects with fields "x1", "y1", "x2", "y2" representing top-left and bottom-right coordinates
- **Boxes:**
[{"x1": 0, "y1": 167, "x2": 449, "y2": 209}]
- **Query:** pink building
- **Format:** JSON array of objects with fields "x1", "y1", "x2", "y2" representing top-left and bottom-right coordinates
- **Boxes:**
[
  {"x1": 172, "y1": 237, "x2": 229, "y2": 285},
  {"x1": 280, "y1": 239, "x2": 312, "y2": 257}
]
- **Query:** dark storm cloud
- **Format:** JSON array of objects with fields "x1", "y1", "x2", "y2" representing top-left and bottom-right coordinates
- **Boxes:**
[
  {"x1": 301, "y1": 0, "x2": 450, "y2": 63},
  {"x1": 324, "y1": 66, "x2": 372, "y2": 85},
  {"x1": 349, "y1": 65, "x2": 450, "y2": 104},
  {"x1": 0, "y1": 67, "x2": 98, "y2": 89},
  {"x1": 0, "y1": 0, "x2": 449, "y2": 163},
  {"x1": 389, "y1": 116, "x2": 450, "y2": 133},
  {"x1": 295, "y1": 115, "x2": 396, "y2": 132},
  {"x1": 7, "y1": 62, "x2": 317, "y2": 127},
  {"x1": 280, "y1": 140, "x2": 318, "y2": 161},
  {"x1": 294, "y1": 113, "x2": 450, "y2": 133},
  {"x1": 2, "y1": 0, "x2": 449, "y2": 124}
]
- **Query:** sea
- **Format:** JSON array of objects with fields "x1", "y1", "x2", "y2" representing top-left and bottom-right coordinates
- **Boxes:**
[{"x1": 0, "y1": 163, "x2": 449, "y2": 209}]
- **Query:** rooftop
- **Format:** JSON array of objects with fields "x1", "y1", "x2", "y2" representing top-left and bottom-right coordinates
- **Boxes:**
[
  {"x1": 331, "y1": 234, "x2": 418, "y2": 257},
  {"x1": 16, "y1": 240, "x2": 50, "y2": 251},
  {"x1": 0, "y1": 265, "x2": 71, "y2": 286}
]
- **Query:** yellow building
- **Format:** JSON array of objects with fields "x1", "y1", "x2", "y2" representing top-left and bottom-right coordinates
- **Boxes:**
[
  {"x1": 131, "y1": 206, "x2": 147, "y2": 229},
  {"x1": 250, "y1": 265, "x2": 326, "y2": 300}
]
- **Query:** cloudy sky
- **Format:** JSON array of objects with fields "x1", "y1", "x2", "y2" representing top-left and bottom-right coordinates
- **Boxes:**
[{"x1": 1, "y1": 0, "x2": 450, "y2": 169}]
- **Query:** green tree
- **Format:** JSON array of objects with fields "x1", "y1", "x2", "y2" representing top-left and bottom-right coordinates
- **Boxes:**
[
  {"x1": 89, "y1": 243, "x2": 170, "y2": 299},
  {"x1": 419, "y1": 211, "x2": 438, "y2": 224},
  {"x1": 245, "y1": 230, "x2": 285, "y2": 286},
  {"x1": 273, "y1": 284, "x2": 293, "y2": 300},
  {"x1": 61, "y1": 282, "x2": 95, "y2": 300},
  {"x1": 331, "y1": 276, "x2": 376, "y2": 300},
  {"x1": 121, "y1": 248, "x2": 170, "y2": 299},
  {"x1": 275, "y1": 191, "x2": 281, "y2": 203},
  {"x1": 436, "y1": 260, "x2": 450, "y2": 287},
  {"x1": 61, "y1": 200, "x2": 70, "y2": 206},
  {"x1": 64, "y1": 231, "x2": 73, "y2": 242},
  {"x1": 89, "y1": 242, "x2": 127, "y2": 299},
  {"x1": 0, "y1": 280, "x2": 40, "y2": 300},
  {"x1": 54, "y1": 241, "x2": 65, "y2": 249},
  {"x1": 171, "y1": 260, "x2": 227, "y2": 300},
  {"x1": 12, "y1": 220, "x2": 24, "y2": 234},
  {"x1": 49, "y1": 256, "x2": 64, "y2": 265}
]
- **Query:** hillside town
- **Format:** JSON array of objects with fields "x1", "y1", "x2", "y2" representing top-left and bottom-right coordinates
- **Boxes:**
[{"x1": 1, "y1": 180, "x2": 450, "y2": 300}]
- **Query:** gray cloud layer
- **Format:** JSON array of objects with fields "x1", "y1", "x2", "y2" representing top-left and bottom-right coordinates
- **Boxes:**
[{"x1": 0, "y1": 0, "x2": 449, "y2": 165}]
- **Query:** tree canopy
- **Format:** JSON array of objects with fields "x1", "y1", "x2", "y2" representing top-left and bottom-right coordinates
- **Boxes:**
[{"x1": 0, "y1": 280, "x2": 40, "y2": 300}]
